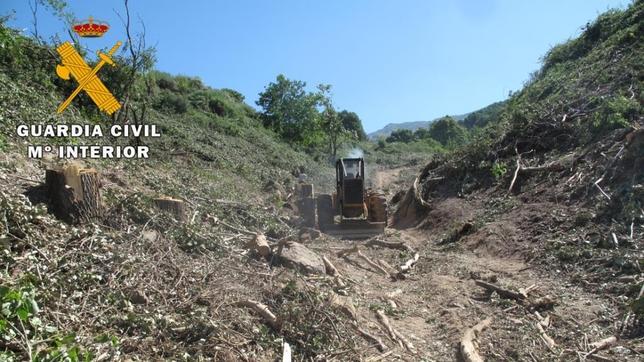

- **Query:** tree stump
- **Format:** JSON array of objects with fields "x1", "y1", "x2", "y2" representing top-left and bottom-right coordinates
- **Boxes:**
[
  {"x1": 298, "y1": 184, "x2": 316, "y2": 227},
  {"x1": 368, "y1": 192, "x2": 387, "y2": 223},
  {"x1": 153, "y1": 196, "x2": 187, "y2": 222},
  {"x1": 46, "y1": 164, "x2": 102, "y2": 224}
]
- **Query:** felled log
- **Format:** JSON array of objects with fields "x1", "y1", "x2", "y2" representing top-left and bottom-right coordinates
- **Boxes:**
[
  {"x1": 46, "y1": 163, "x2": 101, "y2": 223},
  {"x1": 586, "y1": 336, "x2": 617, "y2": 357},
  {"x1": 474, "y1": 280, "x2": 526, "y2": 301},
  {"x1": 459, "y1": 317, "x2": 492, "y2": 362},
  {"x1": 154, "y1": 196, "x2": 187, "y2": 222},
  {"x1": 237, "y1": 300, "x2": 280, "y2": 329},
  {"x1": 246, "y1": 233, "x2": 271, "y2": 258},
  {"x1": 533, "y1": 312, "x2": 555, "y2": 350}
]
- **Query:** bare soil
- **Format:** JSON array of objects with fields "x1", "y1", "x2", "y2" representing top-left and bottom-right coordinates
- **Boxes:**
[{"x1": 295, "y1": 167, "x2": 642, "y2": 361}]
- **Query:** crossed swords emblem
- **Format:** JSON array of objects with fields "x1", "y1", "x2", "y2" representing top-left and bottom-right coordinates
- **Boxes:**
[{"x1": 55, "y1": 41, "x2": 122, "y2": 115}]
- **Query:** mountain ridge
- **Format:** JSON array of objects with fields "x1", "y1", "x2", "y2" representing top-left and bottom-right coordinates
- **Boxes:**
[{"x1": 367, "y1": 112, "x2": 470, "y2": 139}]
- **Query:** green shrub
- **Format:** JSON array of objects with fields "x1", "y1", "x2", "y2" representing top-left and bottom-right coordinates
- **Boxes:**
[
  {"x1": 156, "y1": 92, "x2": 188, "y2": 113},
  {"x1": 491, "y1": 161, "x2": 507, "y2": 180},
  {"x1": 386, "y1": 129, "x2": 414, "y2": 143},
  {"x1": 591, "y1": 95, "x2": 639, "y2": 135},
  {"x1": 222, "y1": 88, "x2": 245, "y2": 102}
]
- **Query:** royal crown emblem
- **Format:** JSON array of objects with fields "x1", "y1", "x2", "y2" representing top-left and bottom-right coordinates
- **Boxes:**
[{"x1": 72, "y1": 17, "x2": 109, "y2": 38}]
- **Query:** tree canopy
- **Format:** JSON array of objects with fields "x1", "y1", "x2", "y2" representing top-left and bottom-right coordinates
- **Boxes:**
[
  {"x1": 427, "y1": 116, "x2": 469, "y2": 147},
  {"x1": 386, "y1": 129, "x2": 414, "y2": 143},
  {"x1": 338, "y1": 110, "x2": 367, "y2": 141},
  {"x1": 256, "y1": 74, "x2": 322, "y2": 146},
  {"x1": 257, "y1": 75, "x2": 366, "y2": 158}
]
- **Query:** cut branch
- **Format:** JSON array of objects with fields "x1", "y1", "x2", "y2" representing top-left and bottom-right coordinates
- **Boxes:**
[
  {"x1": 474, "y1": 280, "x2": 527, "y2": 301},
  {"x1": 236, "y1": 300, "x2": 280, "y2": 330},
  {"x1": 365, "y1": 238, "x2": 413, "y2": 252},
  {"x1": 352, "y1": 323, "x2": 387, "y2": 352},
  {"x1": 357, "y1": 250, "x2": 391, "y2": 276},
  {"x1": 459, "y1": 317, "x2": 492, "y2": 362},
  {"x1": 322, "y1": 256, "x2": 341, "y2": 277},
  {"x1": 399, "y1": 252, "x2": 420, "y2": 273},
  {"x1": 337, "y1": 245, "x2": 359, "y2": 258}
]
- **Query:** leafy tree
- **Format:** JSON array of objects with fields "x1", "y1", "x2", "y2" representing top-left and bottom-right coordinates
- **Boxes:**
[
  {"x1": 256, "y1": 74, "x2": 322, "y2": 146},
  {"x1": 376, "y1": 137, "x2": 386, "y2": 150},
  {"x1": 428, "y1": 116, "x2": 469, "y2": 148},
  {"x1": 413, "y1": 127, "x2": 431, "y2": 140},
  {"x1": 338, "y1": 110, "x2": 367, "y2": 141},
  {"x1": 318, "y1": 85, "x2": 355, "y2": 160},
  {"x1": 386, "y1": 129, "x2": 414, "y2": 143}
]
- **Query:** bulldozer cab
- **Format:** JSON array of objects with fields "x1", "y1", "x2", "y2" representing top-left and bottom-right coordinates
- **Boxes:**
[
  {"x1": 337, "y1": 158, "x2": 365, "y2": 218},
  {"x1": 338, "y1": 158, "x2": 363, "y2": 180}
]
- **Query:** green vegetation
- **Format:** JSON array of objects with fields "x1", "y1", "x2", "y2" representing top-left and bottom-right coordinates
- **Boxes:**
[
  {"x1": 338, "y1": 110, "x2": 367, "y2": 141},
  {"x1": 0, "y1": 17, "x2": 339, "y2": 360},
  {"x1": 256, "y1": 74, "x2": 323, "y2": 147},
  {"x1": 425, "y1": 116, "x2": 469, "y2": 148},
  {"x1": 461, "y1": 101, "x2": 506, "y2": 129},
  {"x1": 420, "y1": 0, "x2": 642, "y2": 183},
  {"x1": 256, "y1": 74, "x2": 366, "y2": 158},
  {"x1": 376, "y1": 115, "x2": 470, "y2": 164},
  {"x1": 386, "y1": 129, "x2": 414, "y2": 143}
]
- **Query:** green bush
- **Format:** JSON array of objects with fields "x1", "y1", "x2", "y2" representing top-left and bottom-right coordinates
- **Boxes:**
[
  {"x1": 491, "y1": 161, "x2": 508, "y2": 180},
  {"x1": 386, "y1": 129, "x2": 414, "y2": 143},
  {"x1": 222, "y1": 88, "x2": 245, "y2": 102},
  {"x1": 591, "y1": 95, "x2": 639, "y2": 135},
  {"x1": 428, "y1": 116, "x2": 469, "y2": 148},
  {"x1": 156, "y1": 92, "x2": 188, "y2": 113}
]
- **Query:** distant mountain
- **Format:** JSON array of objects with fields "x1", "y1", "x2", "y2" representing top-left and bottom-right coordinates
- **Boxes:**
[{"x1": 368, "y1": 113, "x2": 469, "y2": 139}]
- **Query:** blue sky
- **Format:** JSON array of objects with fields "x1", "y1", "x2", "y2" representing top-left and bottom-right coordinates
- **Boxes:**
[{"x1": 3, "y1": 0, "x2": 629, "y2": 132}]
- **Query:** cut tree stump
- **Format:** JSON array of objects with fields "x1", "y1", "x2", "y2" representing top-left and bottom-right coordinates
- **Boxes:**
[
  {"x1": 46, "y1": 164, "x2": 101, "y2": 224},
  {"x1": 154, "y1": 196, "x2": 187, "y2": 222}
]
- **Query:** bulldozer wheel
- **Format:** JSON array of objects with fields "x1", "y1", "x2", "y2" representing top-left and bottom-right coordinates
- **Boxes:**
[{"x1": 317, "y1": 194, "x2": 334, "y2": 230}]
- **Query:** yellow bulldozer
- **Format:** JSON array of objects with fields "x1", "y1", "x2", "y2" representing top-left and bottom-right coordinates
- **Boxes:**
[{"x1": 299, "y1": 158, "x2": 387, "y2": 238}]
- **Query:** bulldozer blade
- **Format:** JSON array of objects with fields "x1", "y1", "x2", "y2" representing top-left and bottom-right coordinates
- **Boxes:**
[{"x1": 320, "y1": 219, "x2": 386, "y2": 239}]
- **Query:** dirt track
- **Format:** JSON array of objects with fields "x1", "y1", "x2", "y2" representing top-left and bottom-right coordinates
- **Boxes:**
[{"x1": 306, "y1": 168, "x2": 639, "y2": 361}]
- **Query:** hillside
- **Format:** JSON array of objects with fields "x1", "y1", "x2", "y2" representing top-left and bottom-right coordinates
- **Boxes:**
[
  {"x1": 393, "y1": 1, "x2": 643, "y2": 353},
  {"x1": 0, "y1": 24, "x2": 342, "y2": 361}
]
